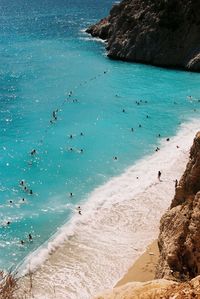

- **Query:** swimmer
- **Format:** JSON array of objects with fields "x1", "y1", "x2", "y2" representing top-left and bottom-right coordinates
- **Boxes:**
[
  {"x1": 166, "y1": 138, "x2": 170, "y2": 141},
  {"x1": 113, "y1": 156, "x2": 118, "y2": 160},
  {"x1": 69, "y1": 134, "x2": 73, "y2": 139},
  {"x1": 29, "y1": 190, "x2": 33, "y2": 195},
  {"x1": 9, "y1": 200, "x2": 13, "y2": 204},
  {"x1": 28, "y1": 234, "x2": 33, "y2": 241},
  {"x1": 158, "y1": 171, "x2": 161, "y2": 181},
  {"x1": 80, "y1": 132, "x2": 84, "y2": 136},
  {"x1": 158, "y1": 134, "x2": 161, "y2": 138},
  {"x1": 131, "y1": 128, "x2": 134, "y2": 132},
  {"x1": 78, "y1": 210, "x2": 82, "y2": 215},
  {"x1": 146, "y1": 115, "x2": 149, "y2": 118},
  {"x1": 139, "y1": 124, "x2": 142, "y2": 128},
  {"x1": 155, "y1": 147, "x2": 160, "y2": 152},
  {"x1": 20, "y1": 180, "x2": 25, "y2": 186},
  {"x1": 80, "y1": 149, "x2": 83, "y2": 153},
  {"x1": 30, "y1": 149, "x2": 36, "y2": 156},
  {"x1": 53, "y1": 111, "x2": 56, "y2": 119},
  {"x1": 122, "y1": 109, "x2": 125, "y2": 113},
  {"x1": 20, "y1": 240, "x2": 25, "y2": 245},
  {"x1": 7, "y1": 221, "x2": 11, "y2": 226},
  {"x1": 19, "y1": 198, "x2": 26, "y2": 204},
  {"x1": 70, "y1": 192, "x2": 73, "y2": 197}
]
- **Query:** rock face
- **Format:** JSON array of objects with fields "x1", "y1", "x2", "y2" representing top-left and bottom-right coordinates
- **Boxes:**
[
  {"x1": 156, "y1": 132, "x2": 200, "y2": 280},
  {"x1": 94, "y1": 276, "x2": 200, "y2": 299},
  {"x1": 86, "y1": 0, "x2": 200, "y2": 71}
]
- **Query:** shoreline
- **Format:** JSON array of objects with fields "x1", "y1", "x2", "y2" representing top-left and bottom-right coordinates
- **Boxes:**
[
  {"x1": 115, "y1": 240, "x2": 159, "y2": 288},
  {"x1": 18, "y1": 118, "x2": 200, "y2": 299}
]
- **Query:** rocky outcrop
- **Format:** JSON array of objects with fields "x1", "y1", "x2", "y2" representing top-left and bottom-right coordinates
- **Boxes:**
[
  {"x1": 156, "y1": 132, "x2": 200, "y2": 281},
  {"x1": 94, "y1": 276, "x2": 200, "y2": 299},
  {"x1": 86, "y1": 0, "x2": 200, "y2": 71}
]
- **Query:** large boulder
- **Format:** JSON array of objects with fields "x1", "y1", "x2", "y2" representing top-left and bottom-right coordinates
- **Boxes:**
[{"x1": 86, "y1": 0, "x2": 200, "y2": 71}]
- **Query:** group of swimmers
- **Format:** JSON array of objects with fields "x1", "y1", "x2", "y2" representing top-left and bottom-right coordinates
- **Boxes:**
[
  {"x1": 20, "y1": 180, "x2": 33, "y2": 195},
  {"x1": 20, "y1": 233, "x2": 33, "y2": 246},
  {"x1": 6, "y1": 71, "x2": 192, "y2": 249}
]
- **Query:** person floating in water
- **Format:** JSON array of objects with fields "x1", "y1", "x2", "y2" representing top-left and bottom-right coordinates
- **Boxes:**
[
  {"x1": 30, "y1": 149, "x2": 36, "y2": 156},
  {"x1": 80, "y1": 132, "x2": 84, "y2": 136},
  {"x1": 113, "y1": 156, "x2": 118, "y2": 160},
  {"x1": 29, "y1": 189, "x2": 33, "y2": 195},
  {"x1": 20, "y1": 240, "x2": 25, "y2": 245},
  {"x1": 122, "y1": 109, "x2": 126, "y2": 113},
  {"x1": 52, "y1": 110, "x2": 57, "y2": 121},
  {"x1": 28, "y1": 233, "x2": 33, "y2": 241},
  {"x1": 158, "y1": 171, "x2": 162, "y2": 181},
  {"x1": 69, "y1": 134, "x2": 73, "y2": 139},
  {"x1": 70, "y1": 192, "x2": 73, "y2": 197},
  {"x1": 131, "y1": 128, "x2": 134, "y2": 132},
  {"x1": 20, "y1": 180, "x2": 25, "y2": 186}
]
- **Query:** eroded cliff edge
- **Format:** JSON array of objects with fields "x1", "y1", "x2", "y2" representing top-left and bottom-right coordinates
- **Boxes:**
[
  {"x1": 93, "y1": 133, "x2": 200, "y2": 298},
  {"x1": 86, "y1": 0, "x2": 200, "y2": 71},
  {"x1": 156, "y1": 131, "x2": 200, "y2": 280}
]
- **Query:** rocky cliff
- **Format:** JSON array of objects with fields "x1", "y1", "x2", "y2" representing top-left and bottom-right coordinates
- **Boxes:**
[
  {"x1": 94, "y1": 276, "x2": 200, "y2": 299},
  {"x1": 156, "y1": 132, "x2": 200, "y2": 280},
  {"x1": 86, "y1": 0, "x2": 200, "y2": 71},
  {"x1": 93, "y1": 132, "x2": 200, "y2": 298}
]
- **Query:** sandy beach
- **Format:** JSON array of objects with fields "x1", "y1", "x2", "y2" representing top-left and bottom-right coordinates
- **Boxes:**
[
  {"x1": 116, "y1": 240, "x2": 159, "y2": 287},
  {"x1": 18, "y1": 120, "x2": 200, "y2": 299}
]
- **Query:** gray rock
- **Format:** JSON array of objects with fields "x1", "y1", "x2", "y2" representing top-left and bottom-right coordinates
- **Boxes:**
[{"x1": 86, "y1": 0, "x2": 200, "y2": 71}]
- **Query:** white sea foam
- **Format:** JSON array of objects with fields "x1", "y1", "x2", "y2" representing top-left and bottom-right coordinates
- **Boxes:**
[
  {"x1": 19, "y1": 119, "x2": 200, "y2": 299},
  {"x1": 79, "y1": 36, "x2": 106, "y2": 44},
  {"x1": 79, "y1": 28, "x2": 106, "y2": 44}
]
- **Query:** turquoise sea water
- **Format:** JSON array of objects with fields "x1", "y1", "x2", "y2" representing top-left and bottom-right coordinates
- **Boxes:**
[{"x1": 0, "y1": 0, "x2": 200, "y2": 271}]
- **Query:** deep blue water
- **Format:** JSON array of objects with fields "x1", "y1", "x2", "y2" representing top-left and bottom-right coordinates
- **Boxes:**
[{"x1": 0, "y1": 0, "x2": 200, "y2": 271}]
